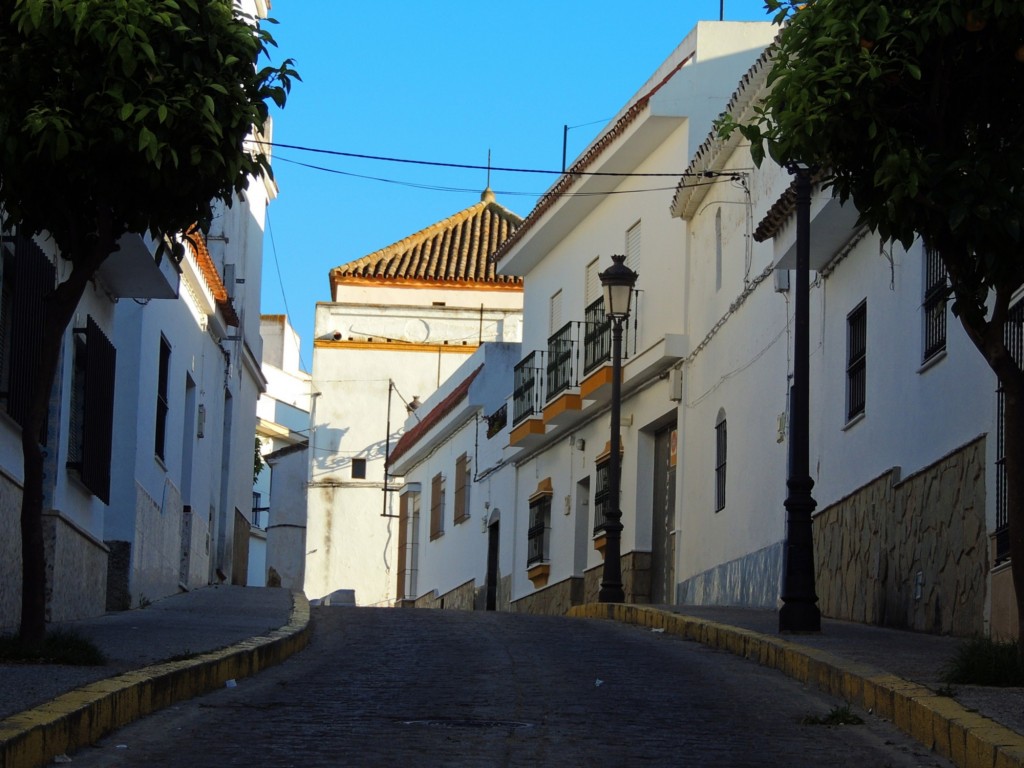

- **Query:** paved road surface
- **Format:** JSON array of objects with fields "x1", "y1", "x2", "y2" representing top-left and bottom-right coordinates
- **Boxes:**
[{"x1": 66, "y1": 607, "x2": 952, "y2": 767}]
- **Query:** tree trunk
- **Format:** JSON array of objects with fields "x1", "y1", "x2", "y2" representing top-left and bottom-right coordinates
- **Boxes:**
[{"x1": 19, "y1": 223, "x2": 114, "y2": 644}]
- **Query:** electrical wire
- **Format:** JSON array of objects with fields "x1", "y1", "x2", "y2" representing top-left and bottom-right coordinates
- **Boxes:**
[
  {"x1": 265, "y1": 208, "x2": 310, "y2": 373},
  {"x1": 257, "y1": 139, "x2": 740, "y2": 179},
  {"x1": 274, "y1": 154, "x2": 736, "y2": 197}
]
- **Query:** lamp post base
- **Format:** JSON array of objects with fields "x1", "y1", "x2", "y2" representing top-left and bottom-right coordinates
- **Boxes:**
[{"x1": 779, "y1": 600, "x2": 821, "y2": 633}]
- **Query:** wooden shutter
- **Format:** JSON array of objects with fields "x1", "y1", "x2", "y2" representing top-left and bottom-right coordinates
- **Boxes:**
[
  {"x1": 8, "y1": 233, "x2": 54, "y2": 430},
  {"x1": 82, "y1": 316, "x2": 116, "y2": 504}
]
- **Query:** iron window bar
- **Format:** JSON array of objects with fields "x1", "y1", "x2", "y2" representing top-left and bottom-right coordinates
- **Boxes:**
[{"x1": 512, "y1": 350, "x2": 545, "y2": 426}]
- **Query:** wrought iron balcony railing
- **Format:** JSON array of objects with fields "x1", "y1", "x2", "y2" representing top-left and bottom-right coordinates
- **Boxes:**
[
  {"x1": 546, "y1": 322, "x2": 578, "y2": 400},
  {"x1": 512, "y1": 350, "x2": 545, "y2": 426},
  {"x1": 583, "y1": 298, "x2": 611, "y2": 375}
]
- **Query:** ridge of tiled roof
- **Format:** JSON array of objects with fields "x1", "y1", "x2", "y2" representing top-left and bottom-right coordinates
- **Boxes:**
[
  {"x1": 387, "y1": 365, "x2": 483, "y2": 469},
  {"x1": 670, "y1": 45, "x2": 775, "y2": 219},
  {"x1": 184, "y1": 226, "x2": 239, "y2": 327},
  {"x1": 491, "y1": 51, "x2": 696, "y2": 265},
  {"x1": 330, "y1": 193, "x2": 524, "y2": 295}
]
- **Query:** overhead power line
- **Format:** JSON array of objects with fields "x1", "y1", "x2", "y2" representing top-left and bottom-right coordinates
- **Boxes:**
[{"x1": 258, "y1": 140, "x2": 739, "y2": 180}]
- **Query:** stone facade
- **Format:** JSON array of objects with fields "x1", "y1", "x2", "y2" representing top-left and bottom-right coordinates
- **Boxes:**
[
  {"x1": 677, "y1": 542, "x2": 784, "y2": 609},
  {"x1": 0, "y1": 470, "x2": 22, "y2": 632},
  {"x1": 582, "y1": 551, "x2": 653, "y2": 605},
  {"x1": 814, "y1": 437, "x2": 987, "y2": 637},
  {"x1": 511, "y1": 576, "x2": 583, "y2": 616},
  {"x1": 43, "y1": 511, "x2": 108, "y2": 623}
]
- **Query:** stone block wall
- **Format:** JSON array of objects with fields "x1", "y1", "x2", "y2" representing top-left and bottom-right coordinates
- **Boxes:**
[
  {"x1": 43, "y1": 511, "x2": 108, "y2": 623},
  {"x1": 511, "y1": 576, "x2": 583, "y2": 616},
  {"x1": 0, "y1": 470, "x2": 23, "y2": 632},
  {"x1": 582, "y1": 551, "x2": 652, "y2": 605},
  {"x1": 814, "y1": 436, "x2": 987, "y2": 636}
]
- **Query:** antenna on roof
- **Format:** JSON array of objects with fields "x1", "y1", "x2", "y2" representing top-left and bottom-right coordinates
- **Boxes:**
[{"x1": 720, "y1": 0, "x2": 725, "y2": 20}]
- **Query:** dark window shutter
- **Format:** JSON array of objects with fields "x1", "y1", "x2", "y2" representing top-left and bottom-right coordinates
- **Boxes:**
[
  {"x1": 8, "y1": 234, "x2": 54, "y2": 430},
  {"x1": 82, "y1": 316, "x2": 116, "y2": 504}
]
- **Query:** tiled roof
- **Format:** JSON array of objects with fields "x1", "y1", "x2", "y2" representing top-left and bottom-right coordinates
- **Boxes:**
[
  {"x1": 387, "y1": 365, "x2": 483, "y2": 468},
  {"x1": 184, "y1": 226, "x2": 239, "y2": 327},
  {"x1": 330, "y1": 191, "x2": 523, "y2": 295},
  {"x1": 492, "y1": 52, "x2": 695, "y2": 265}
]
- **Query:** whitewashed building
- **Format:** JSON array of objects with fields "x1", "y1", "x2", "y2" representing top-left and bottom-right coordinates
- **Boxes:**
[
  {"x1": 489, "y1": 22, "x2": 779, "y2": 614},
  {"x1": 670, "y1": 50, "x2": 1008, "y2": 638},
  {"x1": 0, "y1": 0, "x2": 277, "y2": 626},
  {"x1": 305, "y1": 190, "x2": 523, "y2": 606},
  {"x1": 253, "y1": 314, "x2": 311, "y2": 589},
  {"x1": 388, "y1": 342, "x2": 520, "y2": 609}
]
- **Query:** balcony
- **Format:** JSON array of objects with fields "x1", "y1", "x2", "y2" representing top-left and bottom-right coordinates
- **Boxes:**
[
  {"x1": 580, "y1": 296, "x2": 637, "y2": 404},
  {"x1": 510, "y1": 350, "x2": 546, "y2": 447},
  {"x1": 542, "y1": 322, "x2": 582, "y2": 426}
]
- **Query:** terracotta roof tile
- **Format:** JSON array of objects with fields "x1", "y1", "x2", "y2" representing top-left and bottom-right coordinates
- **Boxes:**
[
  {"x1": 330, "y1": 191, "x2": 523, "y2": 296},
  {"x1": 184, "y1": 226, "x2": 239, "y2": 327},
  {"x1": 387, "y1": 365, "x2": 483, "y2": 468}
]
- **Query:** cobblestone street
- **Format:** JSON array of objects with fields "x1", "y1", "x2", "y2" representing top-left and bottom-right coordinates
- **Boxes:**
[{"x1": 68, "y1": 607, "x2": 951, "y2": 767}]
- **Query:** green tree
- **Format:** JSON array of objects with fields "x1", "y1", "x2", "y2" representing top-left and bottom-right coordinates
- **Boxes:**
[
  {"x1": 0, "y1": 0, "x2": 296, "y2": 643},
  {"x1": 722, "y1": 0, "x2": 1024, "y2": 645}
]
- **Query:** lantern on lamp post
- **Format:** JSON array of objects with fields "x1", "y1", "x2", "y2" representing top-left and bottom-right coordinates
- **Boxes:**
[{"x1": 598, "y1": 253, "x2": 637, "y2": 603}]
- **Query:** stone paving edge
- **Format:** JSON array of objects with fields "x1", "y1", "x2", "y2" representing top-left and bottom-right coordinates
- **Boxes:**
[
  {"x1": 567, "y1": 603, "x2": 1024, "y2": 768},
  {"x1": 0, "y1": 592, "x2": 311, "y2": 768}
]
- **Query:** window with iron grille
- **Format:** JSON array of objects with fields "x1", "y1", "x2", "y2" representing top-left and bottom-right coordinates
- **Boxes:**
[
  {"x1": 454, "y1": 453, "x2": 470, "y2": 523},
  {"x1": 846, "y1": 302, "x2": 867, "y2": 421},
  {"x1": 922, "y1": 246, "x2": 947, "y2": 362},
  {"x1": 593, "y1": 458, "x2": 610, "y2": 534},
  {"x1": 155, "y1": 336, "x2": 171, "y2": 461},
  {"x1": 512, "y1": 350, "x2": 543, "y2": 425},
  {"x1": 715, "y1": 411, "x2": 727, "y2": 512},
  {"x1": 995, "y1": 300, "x2": 1024, "y2": 563},
  {"x1": 67, "y1": 316, "x2": 116, "y2": 503},
  {"x1": 527, "y1": 492, "x2": 551, "y2": 565},
  {"x1": 430, "y1": 472, "x2": 445, "y2": 540}
]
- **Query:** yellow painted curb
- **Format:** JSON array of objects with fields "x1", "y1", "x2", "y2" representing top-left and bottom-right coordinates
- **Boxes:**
[
  {"x1": 0, "y1": 592, "x2": 310, "y2": 768},
  {"x1": 567, "y1": 603, "x2": 1024, "y2": 768}
]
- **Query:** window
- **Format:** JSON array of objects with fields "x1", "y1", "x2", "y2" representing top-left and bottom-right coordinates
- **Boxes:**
[
  {"x1": 715, "y1": 410, "x2": 727, "y2": 512},
  {"x1": 922, "y1": 245, "x2": 947, "y2": 362},
  {"x1": 846, "y1": 302, "x2": 867, "y2": 421},
  {"x1": 430, "y1": 472, "x2": 445, "y2": 539},
  {"x1": 715, "y1": 208, "x2": 723, "y2": 291},
  {"x1": 66, "y1": 316, "x2": 116, "y2": 503},
  {"x1": 593, "y1": 458, "x2": 610, "y2": 534},
  {"x1": 549, "y1": 289, "x2": 563, "y2": 334},
  {"x1": 351, "y1": 457, "x2": 366, "y2": 479},
  {"x1": 0, "y1": 230, "x2": 55, "y2": 430},
  {"x1": 625, "y1": 220, "x2": 641, "y2": 273},
  {"x1": 995, "y1": 300, "x2": 1024, "y2": 563},
  {"x1": 454, "y1": 453, "x2": 470, "y2": 523},
  {"x1": 527, "y1": 481, "x2": 552, "y2": 565},
  {"x1": 585, "y1": 257, "x2": 601, "y2": 305},
  {"x1": 155, "y1": 336, "x2": 171, "y2": 461}
]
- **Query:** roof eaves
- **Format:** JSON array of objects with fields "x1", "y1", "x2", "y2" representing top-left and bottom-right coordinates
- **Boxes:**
[{"x1": 492, "y1": 52, "x2": 696, "y2": 265}]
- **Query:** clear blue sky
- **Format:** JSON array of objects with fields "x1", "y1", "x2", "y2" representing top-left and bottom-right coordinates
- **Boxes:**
[{"x1": 260, "y1": 1, "x2": 775, "y2": 371}]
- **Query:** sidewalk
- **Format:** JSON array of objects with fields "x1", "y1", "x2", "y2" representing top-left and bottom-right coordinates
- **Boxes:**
[
  {"x1": 0, "y1": 586, "x2": 310, "y2": 768},
  {"x1": 570, "y1": 603, "x2": 1024, "y2": 768}
]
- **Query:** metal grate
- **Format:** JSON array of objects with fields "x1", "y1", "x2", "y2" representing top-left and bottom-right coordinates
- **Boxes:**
[
  {"x1": 922, "y1": 246, "x2": 948, "y2": 362},
  {"x1": 512, "y1": 350, "x2": 545, "y2": 425},
  {"x1": 546, "y1": 322, "x2": 578, "y2": 400},
  {"x1": 846, "y1": 302, "x2": 867, "y2": 421}
]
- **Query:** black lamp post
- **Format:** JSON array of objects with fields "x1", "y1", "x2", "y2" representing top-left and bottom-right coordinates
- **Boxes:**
[
  {"x1": 779, "y1": 163, "x2": 821, "y2": 633},
  {"x1": 598, "y1": 253, "x2": 637, "y2": 603}
]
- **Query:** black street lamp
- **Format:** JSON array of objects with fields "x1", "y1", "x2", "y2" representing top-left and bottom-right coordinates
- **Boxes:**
[
  {"x1": 779, "y1": 163, "x2": 821, "y2": 633},
  {"x1": 598, "y1": 253, "x2": 637, "y2": 604}
]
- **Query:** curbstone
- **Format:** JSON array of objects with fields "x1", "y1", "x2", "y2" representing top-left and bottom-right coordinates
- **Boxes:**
[
  {"x1": 567, "y1": 603, "x2": 1024, "y2": 768},
  {"x1": 0, "y1": 591, "x2": 310, "y2": 768}
]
